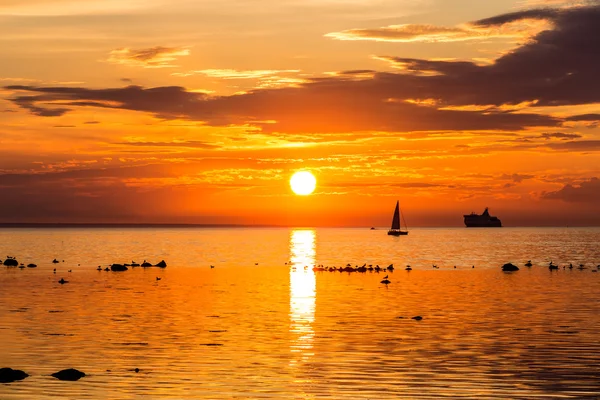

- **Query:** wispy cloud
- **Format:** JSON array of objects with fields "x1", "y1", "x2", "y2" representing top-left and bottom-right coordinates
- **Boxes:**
[
  {"x1": 173, "y1": 69, "x2": 300, "y2": 80},
  {"x1": 117, "y1": 140, "x2": 220, "y2": 149},
  {"x1": 172, "y1": 69, "x2": 306, "y2": 89},
  {"x1": 325, "y1": 18, "x2": 551, "y2": 43},
  {"x1": 107, "y1": 46, "x2": 190, "y2": 68}
]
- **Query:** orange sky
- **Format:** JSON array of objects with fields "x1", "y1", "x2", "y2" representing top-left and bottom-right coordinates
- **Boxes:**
[{"x1": 1, "y1": 0, "x2": 599, "y2": 226}]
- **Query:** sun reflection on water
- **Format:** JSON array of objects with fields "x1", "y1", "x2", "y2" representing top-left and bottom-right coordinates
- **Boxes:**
[{"x1": 289, "y1": 229, "x2": 316, "y2": 365}]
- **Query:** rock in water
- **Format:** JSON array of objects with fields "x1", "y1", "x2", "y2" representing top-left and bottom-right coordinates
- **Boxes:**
[
  {"x1": 412, "y1": 316, "x2": 423, "y2": 321},
  {"x1": 3, "y1": 258, "x2": 18, "y2": 267},
  {"x1": 51, "y1": 368, "x2": 86, "y2": 381},
  {"x1": 502, "y1": 263, "x2": 519, "y2": 271},
  {"x1": 0, "y1": 368, "x2": 29, "y2": 383},
  {"x1": 110, "y1": 264, "x2": 128, "y2": 272},
  {"x1": 155, "y1": 260, "x2": 167, "y2": 268}
]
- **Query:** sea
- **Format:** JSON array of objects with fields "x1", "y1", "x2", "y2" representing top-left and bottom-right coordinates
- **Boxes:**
[{"x1": 1, "y1": 227, "x2": 599, "y2": 399}]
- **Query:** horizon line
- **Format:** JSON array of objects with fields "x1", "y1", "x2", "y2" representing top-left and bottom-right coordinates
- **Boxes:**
[{"x1": 0, "y1": 223, "x2": 598, "y2": 229}]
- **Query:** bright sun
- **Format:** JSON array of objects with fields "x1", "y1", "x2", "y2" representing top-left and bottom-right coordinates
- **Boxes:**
[{"x1": 290, "y1": 171, "x2": 317, "y2": 195}]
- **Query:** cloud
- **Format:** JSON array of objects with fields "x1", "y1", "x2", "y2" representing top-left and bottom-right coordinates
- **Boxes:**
[
  {"x1": 173, "y1": 69, "x2": 300, "y2": 80},
  {"x1": 117, "y1": 140, "x2": 220, "y2": 149},
  {"x1": 499, "y1": 173, "x2": 535, "y2": 183},
  {"x1": 565, "y1": 113, "x2": 600, "y2": 122},
  {"x1": 546, "y1": 140, "x2": 600, "y2": 151},
  {"x1": 539, "y1": 132, "x2": 582, "y2": 140},
  {"x1": 173, "y1": 69, "x2": 307, "y2": 90},
  {"x1": 518, "y1": 0, "x2": 596, "y2": 8},
  {"x1": 4, "y1": 84, "x2": 559, "y2": 133},
  {"x1": 325, "y1": 19, "x2": 550, "y2": 43},
  {"x1": 6, "y1": 5, "x2": 600, "y2": 132},
  {"x1": 541, "y1": 177, "x2": 600, "y2": 202},
  {"x1": 107, "y1": 46, "x2": 190, "y2": 68}
]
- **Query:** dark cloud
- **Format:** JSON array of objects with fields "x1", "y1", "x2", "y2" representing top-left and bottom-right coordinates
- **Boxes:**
[
  {"x1": 546, "y1": 139, "x2": 600, "y2": 150},
  {"x1": 3, "y1": 84, "x2": 559, "y2": 133},
  {"x1": 541, "y1": 177, "x2": 600, "y2": 202},
  {"x1": 337, "y1": 69, "x2": 376, "y2": 75},
  {"x1": 117, "y1": 140, "x2": 220, "y2": 149},
  {"x1": 380, "y1": 5, "x2": 600, "y2": 106},
  {"x1": 539, "y1": 132, "x2": 582, "y2": 140},
  {"x1": 499, "y1": 173, "x2": 535, "y2": 183},
  {"x1": 473, "y1": 9, "x2": 559, "y2": 26},
  {"x1": 565, "y1": 113, "x2": 600, "y2": 121}
]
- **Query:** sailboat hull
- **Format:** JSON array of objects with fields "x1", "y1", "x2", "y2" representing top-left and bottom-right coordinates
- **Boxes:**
[{"x1": 388, "y1": 230, "x2": 408, "y2": 236}]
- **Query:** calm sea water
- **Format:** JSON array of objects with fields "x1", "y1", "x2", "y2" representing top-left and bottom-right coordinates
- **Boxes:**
[{"x1": 1, "y1": 227, "x2": 599, "y2": 399}]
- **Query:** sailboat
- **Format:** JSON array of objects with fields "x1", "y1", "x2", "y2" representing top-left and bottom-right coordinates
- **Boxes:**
[{"x1": 387, "y1": 200, "x2": 409, "y2": 236}]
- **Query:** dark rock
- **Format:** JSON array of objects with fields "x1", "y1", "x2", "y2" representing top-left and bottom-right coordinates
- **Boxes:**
[
  {"x1": 380, "y1": 279, "x2": 391, "y2": 284},
  {"x1": 51, "y1": 368, "x2": 86, "y2": 381},
  {"x1": 3, "y1": 258, "x2": 18, "y2": 267},
  {"x1": 412, "y1": 316, "x2": 423, "y2": 321},
  {"x1": 155, "y1": 260, "x2": 167, "y2": 268},
  {"x1": 141, "y1": 262, "x2": 152, "y2": 267},
  {"x1": 502, "y1": 263, "x2": 519, "y2": 272},
  {"x1": 110, "y1": 264, "x2": 128, "y2": 272},
  {"x1": 27, "y1": 263, "x2": 37, "y2": 268},
  {"x1": 134, "y1": 368, "x2": 139, "y2": 373},
  {"x1": 0, "y1": 367, "x2": 29, "y2": 383}
]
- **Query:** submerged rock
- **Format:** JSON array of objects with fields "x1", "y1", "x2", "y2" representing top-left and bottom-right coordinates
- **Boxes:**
[
  {"x1": 155, "y1": 260, "x2": 167, "y2": 268},
  {"x1": 27, "y1": 263, "x2": 37, "y2": 268},
  {"x1": 0, "y1": 367, "x2": 29, "y2": 383},
  {"x1": 502, "y1": 263, "x2": 519, "y2": 272},
  {"x1": 380, "y1": 279, "x2": 391, "y2": 284},
  {"x1": 412, "y1": 316, "x2": 423, "y2": 321},
  {"x1": 51, "y1": 368, "x2": 86, "y2": 381},
  {"x1": 141, "y1": 261, "x2": 152, "y2": 267},
  {"x1": 110, "y1": 264, "x2": 128, "y2": 272}
]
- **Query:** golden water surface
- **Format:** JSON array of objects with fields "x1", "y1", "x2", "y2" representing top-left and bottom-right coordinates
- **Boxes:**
[{"x1": 1, "y1": 227, "x2": 599, "y2": 399}]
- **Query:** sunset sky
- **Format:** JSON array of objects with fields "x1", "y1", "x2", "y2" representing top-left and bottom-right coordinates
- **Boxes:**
[{"x1": 1, "y1": 0, "x2": 599, "y2": 226}]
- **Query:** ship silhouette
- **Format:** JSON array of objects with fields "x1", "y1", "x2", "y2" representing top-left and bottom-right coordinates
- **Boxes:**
[{"x1": 464, "y1": 207, "x2": 502, "y2": 227}]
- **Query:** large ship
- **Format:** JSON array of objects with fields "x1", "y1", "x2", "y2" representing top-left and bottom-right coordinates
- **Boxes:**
[{"x1": 464, "y1": 207, "x2": 502, "y2": 227}]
